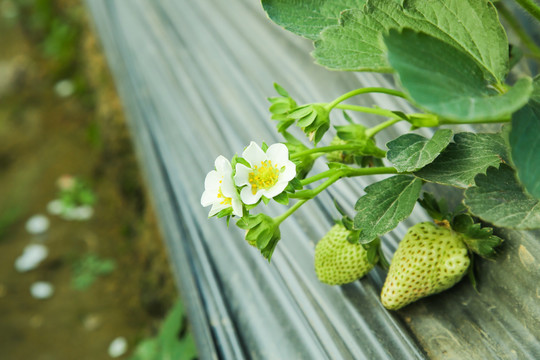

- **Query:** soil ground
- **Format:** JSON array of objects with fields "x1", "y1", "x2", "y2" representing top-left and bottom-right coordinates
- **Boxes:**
[{"x1": 0, "y1": 1, "x2": 179, "y2": 359}]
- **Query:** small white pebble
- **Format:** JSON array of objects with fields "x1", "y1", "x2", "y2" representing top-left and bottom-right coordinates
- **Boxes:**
[
  {"x1": 47, "y1": 200, "x2": 64, "y2": 215},
  {"x1": 73, "y1": 206, "x2": 94, "y2": 221},
  {"x1": 54, "y1": 79, "x2": 75, "y2": 98},
  {"x1": 83, "y1": 314, "x2": 102, "y2": 331},
  {"x1": 30, "y1": 281, "x2": 54, "y2": 299},
  {"x1": 0, "y1": 0, "x2": 18, "y2": 19},
  {"x1": 14, "y1": 244, "x2": 48, "y2": 272},
  {"x1": 25, "y1": 214, "x2": 50, "y2": 235},
  {"x1": 108, "y1": 336, "x2": 128, "y2": 358}
]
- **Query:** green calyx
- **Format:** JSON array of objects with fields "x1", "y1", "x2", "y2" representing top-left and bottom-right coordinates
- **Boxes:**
[{"x1": 237, "y1": 213, "x2": 281, "y2": 261}]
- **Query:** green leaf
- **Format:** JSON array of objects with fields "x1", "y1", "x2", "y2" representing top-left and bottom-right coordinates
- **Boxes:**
[
  {"x1": 314, "y1": 0, "x2": 510, "y2": 79},
  {"x1": 296, "y1": 110, "x2": 317, "y2": 127},
  {"x1": 235, "y1": 157, "x2": 251, "y2": 169},
  {"x1": 342, "y1": 111, "x2": 354, "y2": 123},
  {"x1": 216, "y1": 208, "x2": 233, "y2": 218},
  {"x1": 464, "y1": 164, "x2": 540, "y2": 230},
  {"x1": 236, "y1": 215, "x2": 261, "y2": 230},
  {"x1": 241, "y1": 214, "x2": 282, "y2": 260},
  {"x1": 417, "y1": 192, "x2": 448, "y2": 221},
  {"x1": 273, "y1": 82, "x2": 290, "y2": 97},
  {"x1": 269, "y1": 102, "x2": 292, "y2": 115},
  {"x1": 383, "y1": 29, "x2": 532, "y2": 121},
  {"x1": 354, "y1": 175, "x2": 422, "y2": 243},
  {"x1": 341, "y1": 217, "x2": 355, "y2": 232},
  {"x1": 313, "y1": 6, "x2": 398, "y2": 72},
  {"x1": 261, "y1": 0, "x2": 367, "y2": 40},
  {"x1": 71, "y1": 254, "x2": 116, "y2": 290},
  {"x1": 290, "y1": 177, "x2": 303, "y2": 190},
  {"x1": 451, "y1": 213, "x2": 503, "y2": 258},
  {"x1": 386, "y1": 129, "x2": 453, "y2": 172},
  {"x1": 509, "y1": 44, "x2": 524, "y2": 71},
  {"x1": 130, "y1": 338, "x2": 159, "y2": 360},
  {"x1": 415, "y1": 132, "x2": 509, "y2": 188},
  {"x1": 158, "y1": 301, "x2": 184, "y2": 346},
  {"x1": 287, "y1": 105, "x2": 314, "y2": 120},
  {"x1": 404, "y1": 0, "x2": 509, "y2": 82},
  {"x1": 273, "y1": 192, "x2": 289, "y2": 205},
  {"x1": 158, "y1": 301, "x2": 198, "y2": 360},
  {"x1": 173, "y1": 333, "x2": 198, "y2": 360},
  {"x1": 366, "y1": 242, "x2": 379, "y2": 265},
  {"x1": 260, "y1": 234, "x2": 281, "y2": 261},
  {"x1": 131, "y1": 300, "x2": 197, "y2": 360},
  {"x1": 509, "y1": 77, "x2": 540, "y2": 199}
]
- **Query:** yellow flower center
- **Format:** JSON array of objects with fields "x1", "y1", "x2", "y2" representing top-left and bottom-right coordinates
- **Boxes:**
[
  {"x1": 248, "y1": 160, "x2": 280, "y2": 194},
  {"x1": 217, "y1": 181, "x2": 232, "y2": 205}
]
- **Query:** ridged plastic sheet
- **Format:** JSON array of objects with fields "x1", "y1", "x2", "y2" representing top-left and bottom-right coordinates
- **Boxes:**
[{"x1": 84, "y1": 1, "x2": 540, "y2": 359}]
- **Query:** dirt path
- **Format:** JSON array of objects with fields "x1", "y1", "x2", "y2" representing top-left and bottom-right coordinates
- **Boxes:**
[{"x1": 0, "y1": 2, "x2": 177, "y2": 359}]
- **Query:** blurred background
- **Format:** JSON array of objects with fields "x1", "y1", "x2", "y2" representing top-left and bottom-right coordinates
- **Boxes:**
[{"x1": 0, "y1": 0, "x2": 196, "y2": 359}]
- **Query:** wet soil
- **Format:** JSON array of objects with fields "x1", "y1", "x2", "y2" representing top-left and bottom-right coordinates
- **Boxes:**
[{"x1": 0, "y1": 3, "x2": 177, "y2": 359}]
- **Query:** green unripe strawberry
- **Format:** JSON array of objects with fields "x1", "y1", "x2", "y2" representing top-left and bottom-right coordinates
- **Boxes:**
[
  {"x1": 315, "y1": 224, "x2": 375, "y2": 285},
  {"x1": 381, "y1": 222, "x2": 470, "y2": 310}
]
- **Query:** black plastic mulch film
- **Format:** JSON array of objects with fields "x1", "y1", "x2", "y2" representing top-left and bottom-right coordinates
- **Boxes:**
[{"x1": 85, "y1": 1, "x2": 540, "y2": 359}]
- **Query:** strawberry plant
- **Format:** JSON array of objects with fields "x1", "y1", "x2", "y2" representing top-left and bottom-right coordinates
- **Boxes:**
[{"x1": 201, "y1": 0, "x2": 540, "y2": 309}]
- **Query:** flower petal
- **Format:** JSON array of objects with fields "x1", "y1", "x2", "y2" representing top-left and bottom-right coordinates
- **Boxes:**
[
  {"x1": 234, "y1": 164, "x2": 252, "y2": 187},
  {"x1": 280, "y1": 160, "x2": 297, "y2": 182},
  {"x1": 242, "y1": 141, "x2": 267, "y2": 166},
  {"x1": 209, "y1": 202, "x2": 228, "y2": 217},
  {"x1": 215, "y1": 155, "x2": 232, "y2": 175},
  {"x1": 204, "y1": 170, "x2": 221, "y2": 190},
  {"x1": 240, "y1": 186, "x2": 262, "y2": 205},
  {"x1": 261, "y1": 181, "x2": 288, "y2": 199},
  {"x1": 266, "y1": 143, "x2": 289, "y2": 164},
  {"x1": 232, "y1": 199, "x2": 243, "y2": 217},
  {"x1": 201, "y1": 189, "x2": 218, "y2": 207},
  {"x1": 220, "y1": 176, "x2": 236, "y2": 198}
]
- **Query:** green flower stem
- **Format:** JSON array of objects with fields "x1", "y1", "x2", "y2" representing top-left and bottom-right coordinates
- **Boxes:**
[
  {"x1": 300, "y1": 169, "x2": 336, "y2": 186},
  {"x1": 333, "y1": 104, "x2": 398, "y2": 118},
  {"x1": 325, "y1": 88, "x2": 407, "y2": 111},
  {"x1": 438, "y1": 117, "x2": 511, "y2": 125},
  {"x1": 365, "y1": 118, "x2": 403, "y2": 138},
  {"x1": 292, "y1": 173, "x2": 343, "y2": 200},
  {"x1": 291, "y1": 144, "x2": 365, "y2": 160},
  {"x1": 514, "y1": 0, "x2": 540, "y2": 23},
  {"x1": 277, "y1": 166, "x2": 398, "y2": 224},
  {"x1": 342, "y1": 166, "x2": 399, "y2": 177},
  {"x1": 293, "y1": 166, "x2": 399, "y2": 198},
  {"x1": 497, "y1": 2, "x2": 540, "y2": 60},
  {"x1": 274, "y1": 199, "x2": 307, "y2": 225}
]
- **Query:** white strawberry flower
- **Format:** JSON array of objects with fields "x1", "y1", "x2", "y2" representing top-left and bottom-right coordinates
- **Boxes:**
[
  {"x1": 234, "y1": 142, "x2": 296, "y2": 205},
  {"x1": 201, "y1": 155, "x2": 243, "y2": 217}
]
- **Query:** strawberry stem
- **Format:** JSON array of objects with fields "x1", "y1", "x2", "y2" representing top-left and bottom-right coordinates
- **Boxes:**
[
  {"x1": 274, "y1": 166, "x2": 399, "y2": 228},
  {"x1": 290, "y1": 144, "x2": 367, "y2": 160},
  {"x1": 298, "y1": 166, "x2": 398, "y2": 190},
  {"x1": 325, "y1": 87, "x2": 407, "y2": 112},
  {"x1": 365, "y1": 118, "x2": 403, "y2": 138}
]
